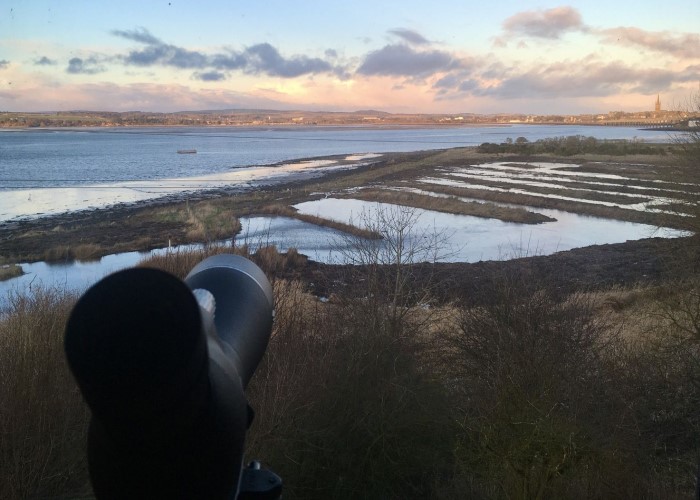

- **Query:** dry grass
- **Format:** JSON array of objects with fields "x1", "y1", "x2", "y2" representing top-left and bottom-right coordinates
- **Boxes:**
[
  {"x1": 41, "y1": 243, "x2": 107, "y2": 263},
  {"x1": 138, "y1": 244, "x2": 245, "y2": 279},
  {"x1": 184, "y1": 201, "x2": 242, "y2": 243},
  {"x1": 0, "y1": 250, "x2": 698, "y2": 498},
  {"x1": 251, "y1": 203, "x2": 382, "y2": 239},
  {"x1": 0, "y1": 288, "x2": 90, "y2": 500},
  {"x1": 138, "y1": 244, "x2": 308, "y2": 281},
  {"x1": 0, "y1": 264, "x2": 23, "y2": 281},
  {"x1": 72, "y1": 243, "x2": 102, "y2": 261},
  {"x1": 43, "y1": 245, "x2": 74, "y2": 262}
]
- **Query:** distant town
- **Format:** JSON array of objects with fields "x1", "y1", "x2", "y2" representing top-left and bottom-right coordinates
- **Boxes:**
[{"x1": 1, "y1": 97, "x2": 698, "y2": 130}]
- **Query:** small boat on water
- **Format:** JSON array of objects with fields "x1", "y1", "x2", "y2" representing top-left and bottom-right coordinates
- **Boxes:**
[{"x1": 177, "y1": 149, "x2": 197, "y2": 154}]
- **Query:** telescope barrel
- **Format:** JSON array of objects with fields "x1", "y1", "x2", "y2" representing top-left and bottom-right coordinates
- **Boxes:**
[
  {"x1": 185, "y1": 253, "x2": 274, "y2": 388},
  {"x1": 64, "y1": 254, "x2": 274, "y2": 498}
]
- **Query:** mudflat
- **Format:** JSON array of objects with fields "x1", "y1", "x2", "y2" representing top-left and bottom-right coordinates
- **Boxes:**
[{"x1": 0, "y1": 147, "x2": 696, "y2": 289}]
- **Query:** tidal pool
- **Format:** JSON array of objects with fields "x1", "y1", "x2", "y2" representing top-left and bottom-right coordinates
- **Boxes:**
[
  {"x1": 293, "y1": 198, "x2": 685, "y2": 262},
  {"x1": 0, "y1": 216, "x2": 350, "y2": 307},
  {"x1": 0, "y1": 202, "x2": 687, "y2": 308}
]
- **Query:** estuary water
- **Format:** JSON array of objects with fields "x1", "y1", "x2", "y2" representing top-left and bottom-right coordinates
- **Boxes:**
[
  {"x1": 0, "y1": 124, "x2": 682, "y2": 303},
  {"x1": 0, "y1": 124, "x2": 670, "y2": 221}
]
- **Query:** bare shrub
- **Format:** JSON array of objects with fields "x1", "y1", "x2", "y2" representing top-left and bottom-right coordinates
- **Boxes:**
[
  {"x1": 635, "y1": 278, "x2": 700, "y2": 487},
  {"x1": 334, "y1": 204, "x2": 453, "y2": 336},
  {"x1": 243, "y1": 206, "x2": 457, "y2": 498},
  {"x1": 245, "y1": 293, "x2": 455, "y2": 499},
  {"x1": 249, "y1": 246, "x2": 308, "y2": 279},
  {"x1": 439, "y1": 272, "x2": 646, "y2": 497}
]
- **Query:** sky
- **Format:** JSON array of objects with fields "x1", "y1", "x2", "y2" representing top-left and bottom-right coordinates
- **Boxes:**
[{"x1": 1, "y1": 0, "x2": 698, "y2": 114}]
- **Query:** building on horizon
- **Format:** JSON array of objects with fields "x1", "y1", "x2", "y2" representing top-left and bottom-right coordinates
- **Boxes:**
[{"x1": 655, "y1": 94, "x2": 661, "y2": 112}]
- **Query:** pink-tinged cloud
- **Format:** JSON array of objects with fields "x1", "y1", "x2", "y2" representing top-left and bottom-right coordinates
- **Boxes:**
[
  {"x1": 502, "y1": 6, "x2": 585, "y2": 39},
  {"x1": 432, "y1": 58, "x2": 700, "y2": 100},
  {"x1": 0, "y1": 82, "x2": 293, "y2": 112},
  {"x1": 477, "y1": 61, "x2": 699, "y2": 98},
  {"x1": 598, "y1": 27, "x2": 700, "y2": 60}
]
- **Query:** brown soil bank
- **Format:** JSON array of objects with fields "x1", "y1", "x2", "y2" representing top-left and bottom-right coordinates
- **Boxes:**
[{"x1": 300, "y1": 236, "x2": 699, "y2": 305}]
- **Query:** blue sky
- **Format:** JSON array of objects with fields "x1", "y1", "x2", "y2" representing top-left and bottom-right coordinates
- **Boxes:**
[{"x1": 1, "y1": 1, "x2": 698, "y2": 114}]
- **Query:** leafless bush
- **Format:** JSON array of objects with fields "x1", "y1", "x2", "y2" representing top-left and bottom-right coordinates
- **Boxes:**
[
  {"x1": 243, "y1": 205, "x2": 457, "y2": 498},
  {"x1": 333, "y1": 204, "x2": 453, "y2": 337},
  {"x1": 438, "y1": 271, "x2": 651, "y2": 497}
]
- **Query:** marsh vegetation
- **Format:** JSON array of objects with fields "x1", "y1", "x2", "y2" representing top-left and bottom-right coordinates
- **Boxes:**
[
  {"x1": 2, "y1": 220, "x2": 699, "y2": 498},
  {"x1": 2, "y1": 136, "x2": 699, "y2": 498}
]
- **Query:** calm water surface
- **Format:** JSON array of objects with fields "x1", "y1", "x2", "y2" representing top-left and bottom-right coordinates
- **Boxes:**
[
  {"x1": 1, "y1": 125, "x2": 670, "y2": 189},
  {"x1": 0, "y1": 125, "x2": 681, "y2": 303}
]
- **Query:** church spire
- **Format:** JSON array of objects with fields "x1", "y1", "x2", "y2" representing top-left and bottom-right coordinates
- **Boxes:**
[{"x1": 655, "y1": 94, "x2": 661, "y2": 112}]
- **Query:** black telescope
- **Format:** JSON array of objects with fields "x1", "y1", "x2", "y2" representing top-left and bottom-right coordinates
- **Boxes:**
[{"x1": 64, "y1": 254, "x2": 278, "y2": 499}]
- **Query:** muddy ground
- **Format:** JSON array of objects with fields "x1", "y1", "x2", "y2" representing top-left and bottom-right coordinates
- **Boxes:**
[
  {"x1": 299, "y1": 236, "x2": 698, "y2": 306},
  {"x1": 1, "y1": 148, "x2": 696, "y2": 294}
]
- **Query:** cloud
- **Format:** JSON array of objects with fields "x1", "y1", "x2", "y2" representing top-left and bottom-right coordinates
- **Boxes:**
[
  {"x1": 357, "y1": 44, "x2": 462, "y2": 78},
  {"x1": 502, "y1": 6, "x2": 585, "y2": 39},
  {"x1": 34, "y1": 56, "x2": 56, "y2": 66},
  {"x1": 112, "y1": 27, "x2": 162, "y2": 46},
  {"x1": 429, "y1": 55, "x2": 700, "y2": 102},
  {"x1": 244, "y1": 43, "x2": 333, "y2": 77},
  {"x1": 112, "y1": 28, "x2": 338, "y2": 78},
  {"x1": 66, "y1": 57, "x2": 105, "y2": 75},
  {"x1": 122, "y1": 42, "x2": 208, "y2": 68},
  {"x1": 113, "y1": 27, "x2": 219, "y2": 70},
  {"x1": 193, "y1": 71, "x2": 226, "y2": 82},
  {"x1": 211, "y1": 52, "x2": 247, "y2": 70},
  {"x1": 0, "y1": 81, "x2": 297, "y2": 112},
  {"x1": 597, "y1": 27, "x2": 700, "y2": 59},
  {"x1": 389, "y1": 28, "x2": 430, "y2": 46},
  {"x1": 483, "y1": 61, "x2": 698, "y2": 98}
]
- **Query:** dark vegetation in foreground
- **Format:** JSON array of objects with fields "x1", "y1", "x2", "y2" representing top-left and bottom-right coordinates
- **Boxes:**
[
  {"x1": 2, "y1": 127, "x2": 699, "y2": 497},
  {"x1": 2, "y1": 225, "x2": 699, "y2": 498}
]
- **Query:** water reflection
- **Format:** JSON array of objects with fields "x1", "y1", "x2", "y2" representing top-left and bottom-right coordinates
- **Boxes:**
[
  {"x1": 293, "y1": 198, "x2": 686, "y2": 261},
  {"x1": 0, "y1": 205, "x2": 687, "y2": 307},
  {"x1": 0, "y1": 216, "x2": 350, "y2": 307}
]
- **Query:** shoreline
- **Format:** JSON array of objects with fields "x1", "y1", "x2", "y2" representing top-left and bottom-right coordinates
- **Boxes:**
[{"x1": 1, "y1": 146, "x2": 694, "y2": 267}]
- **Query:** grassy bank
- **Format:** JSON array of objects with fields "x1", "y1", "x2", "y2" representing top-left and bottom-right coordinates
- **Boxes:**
[
  {"x1": 245, "y1": 204, "x2": 383, "y2": 239},
  {"x1": 0, "y1": 144, "x2": 695, "y2": 265},
  {"x1": 0, "y1": 264, "x2": 23, "y2": 281}
]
